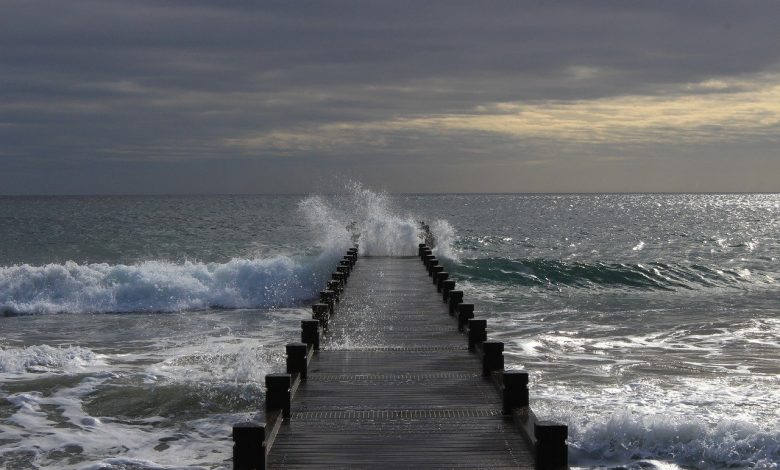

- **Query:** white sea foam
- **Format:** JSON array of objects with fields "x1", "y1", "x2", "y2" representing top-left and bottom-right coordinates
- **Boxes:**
[
  {"x1": 149, "y1": 338, "x2": 281, "y2": 386},
  {"x1": 0, "y1": 345, "x2": 106, "y2": 373},
  {"x1": 560, "y1": 408, "x2": 780, "y2": 469},
  {"x1": 531, "y1": 374, "x2": 780, "y2": 469},
  {"x1": 0, "y1": 255, "x2": 334, "y2": 315},
  {"x1": 0, "y1": 374, "x2": 233, "y2": 469}
]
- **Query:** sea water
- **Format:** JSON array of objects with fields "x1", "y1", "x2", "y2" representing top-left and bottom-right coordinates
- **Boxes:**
[{"x1": 0, "y1": 189, "x2": 778, "y2": 469}]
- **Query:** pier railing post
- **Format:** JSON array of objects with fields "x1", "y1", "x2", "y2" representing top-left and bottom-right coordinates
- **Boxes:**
[
  {"x1": 442, "y1": 280, "x2": 456, "y2": 302},
  {"x1": 301, "y1": 320, "x2": 320, "y2": 351},
  {"x1": 448, "y1": 290, "x2": 463, "y2": 315},
  {"x1": 431, "y1": 265, "x2": 443, "y2": 281},
  {"x1": 427, "y1": 258, "x2": 438, "y2": 275},
  {"x1": 326, "y1": 280, "x2": 341, "y2": 301},
  {"x1": 336, "y1": 266, "x2": 349, "y2": 283},
  {"x1": 418, "y1": 243, "x2": 427, "y2": 257},
  {"x1": 286, "y1": 342, "x2": 308, "y2": 381},
  {"x1": 339, "y1": 260, "x2": 351, "y2": 275},
  {"x1": 312, "y1": 303, "x2": 329, "y2": 330},
  {"x1": 502, "y1": 370, "x2": 529, "y2": 414},
  {"x1": 482, "y1": 341, "x2": 504, "y2": 377},
  {"x1": 468, "y1": 319, "x2": 487, "y2": 351},
  {"x1": 332, "y1": 272, "x2": 345, "y2": 289},
  {"x1": 457, "y1": 304, "x2": 474, "y2": 332},
  {"x1": 320, "y1": 290, "x2": 335, "y2": 315},
  {"x1": 233, "y1": 422, "x2": 265, "y2": 470},
  {"x1": 436, "y1": 272, "x2": 449, "y2": 292},
  {"x1": 534, "y1": 422, "x2": 568, "y2": 470},
  {"x1": 265, "y1": 374, "x2": 291, "y2": 419}
]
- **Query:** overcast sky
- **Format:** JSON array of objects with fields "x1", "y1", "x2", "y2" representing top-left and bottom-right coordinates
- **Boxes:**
[{"x1": 2, "y1": 0, "x2": 780, "y2": 194}]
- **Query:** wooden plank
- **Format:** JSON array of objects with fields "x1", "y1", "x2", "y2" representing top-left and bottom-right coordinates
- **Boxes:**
[{"x1": 267, "y1": 256, "x2": 534, "y2": 469}]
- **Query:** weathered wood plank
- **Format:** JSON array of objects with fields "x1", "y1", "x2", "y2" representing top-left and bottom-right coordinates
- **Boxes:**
[{"x1": 267, "y1": 256, "x2": 534, "y2": 469}]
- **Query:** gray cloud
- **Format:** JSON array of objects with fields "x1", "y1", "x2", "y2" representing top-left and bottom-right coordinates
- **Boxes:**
[{"x1": 2, "y1": 0, "x2": 780, "y2": 193}]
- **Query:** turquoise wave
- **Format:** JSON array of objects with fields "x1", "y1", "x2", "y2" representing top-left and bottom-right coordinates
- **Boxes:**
[{"x1": 451, "y1": 258, "x2": 764, "y2": 290}]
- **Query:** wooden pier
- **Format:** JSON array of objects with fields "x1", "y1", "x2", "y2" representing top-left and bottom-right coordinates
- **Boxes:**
[{"x1": 232, "y1": 245, "x2": 568, "y2": 469}]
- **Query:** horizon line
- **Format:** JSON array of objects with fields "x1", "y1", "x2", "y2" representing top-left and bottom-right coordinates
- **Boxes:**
[{"x1": 2, "y1": 190, "x2": 780, "y2": 197}]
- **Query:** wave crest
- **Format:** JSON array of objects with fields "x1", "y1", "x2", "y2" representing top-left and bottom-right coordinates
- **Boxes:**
[
  {"x1": 0, "y1": 256, "x2": 327, "y2": 315},
  {"x1": 455, "y1": 258, "x2": 770, "y2": 290},
  {"x1": 568, "y1": 410, "x2": 780, "y2": 469}
]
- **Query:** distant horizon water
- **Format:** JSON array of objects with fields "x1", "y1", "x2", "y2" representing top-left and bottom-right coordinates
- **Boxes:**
[{"x1": 3, "y1": 191, "x2": 780, "y2": 197}]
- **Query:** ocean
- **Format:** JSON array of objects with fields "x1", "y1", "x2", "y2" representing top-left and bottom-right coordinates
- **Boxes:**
[{"x1": 1, "y1": 188, "x2": 778, "y2": 469}]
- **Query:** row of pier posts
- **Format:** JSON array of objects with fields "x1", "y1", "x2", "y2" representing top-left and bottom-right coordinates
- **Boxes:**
[
  {"x1": 232, "y1": 246, "x2": 360, "y2": 470},
  {"x1": 419, "y1": 243, "x2": 569, "y2": 470}
]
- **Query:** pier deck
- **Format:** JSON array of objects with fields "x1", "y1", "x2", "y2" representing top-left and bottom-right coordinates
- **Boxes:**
[{"x1": 267, "y1": 256, "x2": 533, "y2": 468}]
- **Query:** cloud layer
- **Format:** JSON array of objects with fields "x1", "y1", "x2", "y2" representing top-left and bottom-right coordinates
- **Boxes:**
[{"x1": 2, "y1": 0, "x2": 780, "y2": 193}]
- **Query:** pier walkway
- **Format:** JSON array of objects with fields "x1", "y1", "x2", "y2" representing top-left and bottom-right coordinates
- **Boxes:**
[{"x1": 232, "y1": 247, "x2": 568, "y2": 469}]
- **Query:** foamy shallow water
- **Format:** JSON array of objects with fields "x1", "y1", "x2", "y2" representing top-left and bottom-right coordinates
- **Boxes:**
[{"x1": 0, "y1": 309, "x2": 304, "y2": 468}]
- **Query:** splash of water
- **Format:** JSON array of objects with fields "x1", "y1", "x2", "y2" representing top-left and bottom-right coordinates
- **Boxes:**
[{"x1": 299, "y1": 182, "x2": 456, "y2": 258}]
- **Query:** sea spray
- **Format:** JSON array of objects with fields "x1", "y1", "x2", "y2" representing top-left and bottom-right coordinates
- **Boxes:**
[{"x1": 299, "y1": 182, "x2": 457, "y2": 258}]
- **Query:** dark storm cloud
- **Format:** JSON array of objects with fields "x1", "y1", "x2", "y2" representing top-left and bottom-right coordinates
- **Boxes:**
[{"x1": 2, "y1": 0, "x2": 780, "y2": 193}]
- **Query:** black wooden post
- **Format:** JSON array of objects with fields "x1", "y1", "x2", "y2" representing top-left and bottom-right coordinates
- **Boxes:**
[
  {"x1": 457, "y1": 303, "x2": 474, "y2": 332},
  {"x1": 442, "y1": 280, "x2": 456, "y2": 302},
  {"x1": 320, "y1": 290, "x2": 334, "y2": 315},
  {"x1": 326, "y1": 280, "x2": 341, "y2": 301},
  {"x1": 286, "y1": 342, "x2": 308, "y2": 381},
  {"x1": 502, "y1": 370, "x2": 529, "y2": 414},
  {"x1": 431, "y1": 265, "x2": 444, "y2": 281},
  {"x1": 448, "y1": 290, "x2": 463, "y2": 315},
  {"x1": 343, "y1": 255, "x2": 354, "y2": 268},
  {"x1": 482, "y1": 341, "x2": 504, "y2": 377},
  {"x1": 265, "y1": 374, "x2": 291, "y2": 419},
  {"x1": 233, "y1": 422, "x2": 265, "y2": 470},
  {"x1": 534, "y1": 422, "x2": 568, "y2": 470},
  {"x1": 312, "y1": 303, "x2": 329, "y2": 330},
  {"x1": 418, "y1": 243, "x2": 427, "y2": 257},
  {"x1": 468, "y1": 319, "x2": 487, "y2": 351},
  {"x1": 427, "y1": 258, "x2": 438, "y2": 275},
  {"x1": 436, "y1": 272, "x2": 449, "y2": 292},
  {"x1": 336, "y1": 266, "x2": 349, "y2": 282},
  {"x1": 421, "y1": 248, "x2": 432, "y2": 261},
  {"x1": 301, "y1": 320, "x2": 320, "y2": 351},
  {"x1": 424, "y1": 255, "x2": 436, "y2": 270},
  {"x1": 331, "y1": 272, "x2": 345, "y2": 290},
  {"x1": 339, "y1": 260, "x2": 351, "y2": 274}
]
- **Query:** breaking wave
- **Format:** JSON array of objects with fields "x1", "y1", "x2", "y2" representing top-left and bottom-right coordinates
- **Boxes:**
[
  {"x1": 0, "y1": 255, "x2": 333, "y2": 315},
  {"x1": 0, "y1": 184, "x2": 455, "y2": 315},
  {"x1": 564, "y1": 410, "x2": 780, "y2": 469},
  {"x1": 454, "y1": 258, "x2": 771, "y2": 291}
]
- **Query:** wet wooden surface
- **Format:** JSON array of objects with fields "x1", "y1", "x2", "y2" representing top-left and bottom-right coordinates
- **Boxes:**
[{"x1": 268, "y1": 256, "x2": 533, "y2": 469}]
